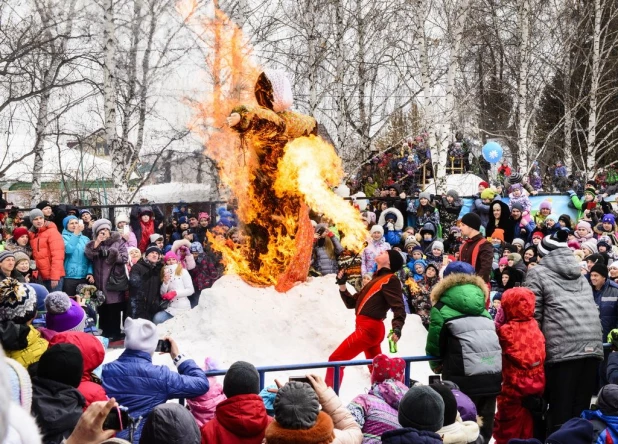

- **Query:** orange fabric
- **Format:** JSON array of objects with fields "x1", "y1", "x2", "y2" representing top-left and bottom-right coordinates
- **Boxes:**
[
  {"x1": 28, "y1": 222, "x2": 65, "y2": 280},
  {"x1": 356, "y1": 274, "x2": 393, "y2": 315}
]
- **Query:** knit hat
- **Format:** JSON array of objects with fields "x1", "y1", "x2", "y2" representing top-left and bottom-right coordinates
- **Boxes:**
[
  {"x1": 28, "y1": 209, "x2": 44, "y2": 220},
  {"x1": 591, "y1": 263, "x2": 609, "y2": 279},
  {"x1": 11, "y1": 227, "x2": 28, "y2": 240},
  {"x1": 12, "y1": 252, "x2": 28, "y2": 269},
  {"x1": 164, "y1": 251, "x2": 179, "y2": 263},
  {"x1": 123, "y1": 317, "x2": 158, "y2": 355},
  {"x1": 274, "y1": 381, "x2": 320, "y2": 429},
  {"x1": 387, "y1": 250, "x2": 404, "y2": 273},
  {"x1": 44, "y1": 292, "x2": 86, "y2": 333},
  {"x1": 512, "y1": 238, "x2": 525, "y2": 249},
  {"x1": 537, "y1": 230, "x2": 568, "y2": 258},
  {"x1": 509, "y1": 183, "x2": 523, "y2": 192},
  {"x1": 508, "y1": 253, "x2": 522, "y2": 264},
  {"x1": 603, "y1": 214, "x2": 616, "y2": 225},
  {"x1": 62, "y1": 215, "x2": 78, "y2": 229},
  {"x1": 149, "y1": 233, "x2": 163, "y2": 243},
  {"x1": 115, "y1": 213, "x2": 129, "y2": 226},
  {"x1": 80, "y1": 209, "x2": 92, "y2": 216},
  {"x1": 419, "y1": 191, "x2": 431, "y2": 201},
  {"x1": 545, "y1": 214, "x2": 558, "y2": 223},
  {"x1": 446, "y1": 190, "x2": 459, "y2": 200},
  {"x1": 190, "y1": 242, "x2": 204, "y2": 254},
  {"x1": 584, "y1": 187, "x2": 597, "y2": 198},
  {"x1": 145, "y1": 245, "x2": 162, "y2": 256},
  {"x1": 37, "y1": 343, "x2": 83, "y2": 388},
  {"x1": 223, "y1": 361, "x2": 260, "y2": 398},
  {"x1": 539, "y1": 201, "x2": 552, "y2": 211},
  {"x1": 140, "y1": 403, "x2": 200, "y2": 444},
  {"x1": 404, "y1": 236, "x2": 419, "y2": 250},
  {"x1": 577, "y1": 221, "x2": 592, "y2": 231},
  {"x1": 509, "y1": 172, "x2": 523, "y2": 183},
  {"x1": 568, "y1": 240, "x2": 582, "y2": 250},
  {"x1": 460, "y1": 212, "x2": 481, "y2": 231},
  {"x1": 546, "y1": 417, "x2": 593, "y2": 443},
  {"x1": 92, "y1": 218, "x2": 112, "y2": 235},
  {"x1": 493, "y1": 293, "x2": 502, "y2": 301},
  {"x1": 178, "y1": 216, "x2": 188, "y2": 224},
  {"x1": 499, "y1": 257, "x2": 508, "y2": 266},
  {"x1": 0, "y1": 280, "x2": 36, "y2": 324},
  {"x1": 609, "y1": 261, "x2": 618, "y2": 270},
  {"x1": 398, "y1": 385, "x2": 444, "y2": 432},
  {"x1": 198, "y1": 212, "x2": 209, "y2": 221},
  {"x1": 429, "y1": 384, "x2": 458, "y2": 426},
  {"x1": 0, "y1": 251, "x2": 14, "y2": 264},
  {"x1": 427, "y1": 263, "x2": 439, "y2": 274},
  {"x1": 5, "y1": 357, "x2": 33, "y2": 411},
  {"x1": 480, "y1": 189, "x2": 496, "y2": 200},
  {"x1": 431, "y1": 241, "x2": 444, "y2": 252},
  {"x1": 420, "y1": 223, "x2": 436, "y2": 236},
  {"x1": 597, "y1": 384, "x2": 618, "y2": 416},
  {"x1": 510, "y1": 202, "x2": 524, "y2": 212},
  {"x1": 558, "y1": 214, "x2": 571, "y2": 227},
  {"x1": 581, "y1": 240, "x2": 598, "y2": 254},
  {"x1": 370, "y1": 225, "x2": 384, "y2": 235},
  {"x1": 478, "y1": 181, "x2": 489, "y2": 189},
  {"x1": 443, "y1": 261, "x2": 475, "y2": 277},
  {"x1": 371, "y1": 354, "x2": 405, "y2": 384},
  {"x1": 36, "y1": 200, "x2": 52, "y2": 210},
  {"x1": 532, "y1": 231, "x2": 544, "y2": 241},
  {"x1": 492, "y1": 229, "x2": 505, "y2": 242},
  {"x1": 586, "y1": 253, "x2": 606, "y2": 266},
  {"x1": 450, "y1": 226, "x2": 461, "y2": 234}
]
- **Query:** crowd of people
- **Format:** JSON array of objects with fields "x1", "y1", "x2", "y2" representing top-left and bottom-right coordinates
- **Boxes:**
[{"x1": 3, "y1": 165, "x2": 618, "y2": 443}]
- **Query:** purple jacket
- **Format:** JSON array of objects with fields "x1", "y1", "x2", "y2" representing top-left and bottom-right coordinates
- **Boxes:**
[{"x1": 85, "y1": 232, "x2": 129, "y2": 304}]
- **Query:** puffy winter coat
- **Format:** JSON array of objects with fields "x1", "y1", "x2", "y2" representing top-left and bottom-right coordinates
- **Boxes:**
[
  {"x1": 381, "y1": 428, "x2": 444, "y2": 444},
  {"x1": 62, "y1": 229, "x2": 93, "y2": 279},
  {"x1": 128, "y1": 258, "x2": 163, "y2": 321},
  {"x1": 526, "y1": 246, "x2": 604, "y2": 364},
  {"x1": 470, "y1": 195, "x2": 491, "y2": 229},
  {"x1": 361, "y1": 239, "x2": 391, "y2": 275},
  {"x1": 49, "y1": 331, "x2": 106, "y2": 409},
  {"x1": 379, "y1": 208, "x2": 405, "y2": 247},
  {"x1": 608, "y1": 353, "x2": 618, "y2": 384},
  {"x1": 435, "y1": 196, "x2": 463, "y2": 234},
  {"x1": 32, "y1": 377, "x2": 85, "y2": 444},
  {"x1": 1, "y1": 323, "x2": 48, "y2": 369},
  {"x1": 486, "y1": 201, "x2": 515, "y2": 244},
  {"x1": 102, "y1": 349, "x2": 209, "y2": 443},
  {"x1": 200, "y1": 394, "x2": 272, "y2": 444},
  {"x1": 29, "y1": 222, "x2": 65, "y2": 281},
  {"x1": 312, "y1": 235, "x2": 344, "y2": 275},
  {"x1": 189, "y1": 253, "x2": 220, "y2": 292},
  {"x1": 84, "y1": 232, "x2": 129, "y2": 305},
  {"x1": 436, "y1": 420, "x2": 481, "y2": 444},
  {"x1": 581, "y1": 408, "x2": 618, "y2": 444},
  {"x1": 593, "y1": 279, "x2": 618, "y2": 340},
  {"x1": 264, "y1": 385, "x2": 362, "y2": 444},
  {"x1": 4, "y1": 237, "x2": 32, "y2": 257},
  {"x1": 347, "y1": 380, "x2": 408, "y2": 442},
  {"x1": 140, "y1": 403, "x2": 201, "y2": 444},
  {"x1": 497, "y1": 288, "x2": 545, "y2": 400},
  {"x1": 187, "y1": 376, "x2": 226, "y2": 427},
  {"x1": 425, "y1": 273, "x2": 502, "y2": 397},
  {"x1": 161, "y1": 265, "x2": 194, "y2": 316}
]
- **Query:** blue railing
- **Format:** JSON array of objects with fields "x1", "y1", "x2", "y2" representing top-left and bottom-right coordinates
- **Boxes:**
[{"x1": 205, "y1": 354, "x2": 439, "y2": 395}]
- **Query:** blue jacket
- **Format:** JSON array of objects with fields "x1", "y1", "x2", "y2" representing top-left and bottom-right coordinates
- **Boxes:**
[
  {"x1": 381, "y1": 428, "x2": 443, "y2": 444},
  {"x1": 581, "y1": 408, "x2": 618, "y2": 443},
  {"x1": 62, "y1": 230, "x2": 93, "y2": 279},
  {"x1": 102, "y1": 349, "x2": 210, "y2": 443},
  {"x1": 593, "y1": 279, "x2": 618, "y2": 340}
]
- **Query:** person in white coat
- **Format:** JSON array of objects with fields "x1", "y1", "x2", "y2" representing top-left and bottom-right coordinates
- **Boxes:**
[{"x1": 152, "y1": 250, "x2": 194, "y2": 325}]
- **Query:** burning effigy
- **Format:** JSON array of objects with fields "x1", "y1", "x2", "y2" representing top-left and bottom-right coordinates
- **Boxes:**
[{"x1": 191, "y1": 9, "x2": 366, "y2": 291}]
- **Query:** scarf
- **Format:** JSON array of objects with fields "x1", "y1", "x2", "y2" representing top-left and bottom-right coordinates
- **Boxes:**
[{"x1": 138, "y1": 220, "x2": 155, "y2": 252}]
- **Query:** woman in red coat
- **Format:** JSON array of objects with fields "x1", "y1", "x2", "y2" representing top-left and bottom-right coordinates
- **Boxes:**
[{"x1": 493, "y1": 287, "x2": 546, "y2": 444}]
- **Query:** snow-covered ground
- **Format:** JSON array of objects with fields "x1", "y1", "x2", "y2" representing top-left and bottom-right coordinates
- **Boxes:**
[{"x1": 105, "y1": 274, "x2": 432, "y2": 404}]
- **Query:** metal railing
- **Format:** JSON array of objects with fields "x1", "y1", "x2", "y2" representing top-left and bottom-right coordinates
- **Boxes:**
[{"x1": 205, "y1": 354, "x2": 439, "y2": 395}]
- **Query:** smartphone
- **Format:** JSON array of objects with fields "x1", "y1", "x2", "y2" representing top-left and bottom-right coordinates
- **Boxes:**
[
  {"x1": 289, "y1": 376, "x2": 311, "y2": 385},
  {"x1": 103, "y1": 407, "x2": 130, "y2": 430},
  {"x1": 155, "y1": 339, "x2": 172, "y2": 353},
  {"x1": 316, "y1": 227, "x2": 325, "y2": 236},
  {"x1": 123, "y1": 225, "x2": 130, "y2": 234},
  {"x1": 78, "y1": 219, "x2": 84, "y2": 227},
  {"x1": 428, "y1": 375, "x2": 441, "y2": 385}
]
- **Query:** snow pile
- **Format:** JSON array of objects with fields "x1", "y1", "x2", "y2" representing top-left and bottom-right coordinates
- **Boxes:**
[
  {"x1": 422, "y1": 173, "x2": 485, "y2": 197},
  {"x1": 138, "y1": 182, "x2": 218, "y2": 204},
  {"x1": 104, "y1": 274, "x2": 433, "y2": 403}
]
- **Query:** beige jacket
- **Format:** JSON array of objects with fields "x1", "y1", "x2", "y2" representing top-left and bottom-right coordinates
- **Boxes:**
[{"x1": 317, "y1": 385, "x2": 363, "y2": 444}]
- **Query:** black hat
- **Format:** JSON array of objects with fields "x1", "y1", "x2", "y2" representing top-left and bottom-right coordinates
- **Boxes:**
[
  {"x1": 36, "y1": 200, "x2": 52, "y2": 210},
  {"x1": 387, "y1": 250, "x2": 404, "y2": 273},
  {"x1": 145, "y1": 245, "x2": 162, "y2": 256},
  {"x1": 140, "y1": 403, "x2": 200, "y2": 444},
  {"x1": 429, "y1": 383, "x2": 458, "y2": 426},
  {"x1": 223, "y1": 361, "x2": 260, "y2": 398},
  {"x1": 274, "y1": 381, "x2": 320, "y2": 429},
  {"x1": 597, "y1": 384, "x2": 618, "y2": 416},
  {"x1": 37, "y1": 343, "x2": 83, "y2": 388},
  {"x1": 537, "y1": 230, "x2": 568, "y2": 258},
  {"x1": 460, "y1": 212, "x2": 481, "y2": 231},
  {"x1": 558, "y1": 214, "x2": 572, "y2": 228},
  {"x1": 591, "y1": 263, "x2": 609, "y2": 279},
  {"x1": 398, "y1": 385, "x2": 444, "y2": 432}
]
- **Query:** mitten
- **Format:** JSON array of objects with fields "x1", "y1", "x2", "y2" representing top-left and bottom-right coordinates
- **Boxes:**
[{"x1": 162, "y1": 291, "x2": 177, "y2": 301}]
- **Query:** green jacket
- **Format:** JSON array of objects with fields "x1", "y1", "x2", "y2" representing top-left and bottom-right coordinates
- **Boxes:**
[
  {"x1": 570, "y1": 192, "x2": 596, "y2": 220},
  {"x1": 425, "y1": 273, "x2": 491, "y2": 371}
]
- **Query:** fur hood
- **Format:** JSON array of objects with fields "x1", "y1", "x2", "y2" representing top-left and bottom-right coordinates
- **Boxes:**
[
  {"x1": 437, "y1": 416, "x2": 480, "y2": 444},
  {"x1": 265, "y1": 411, "x2": 335, "y2": 444},
  {"x1": 378, "y1": 207, "x2": 404, "y2": 231},
  {"x1": 430, "y1": 272, "x2": 489, "y2": 306},
  {"x1": 5, "y1": 402, "x2": 42, "y2": 444},
  {"x1": 171, "y1": 238, "x2": 191, "y2": 252}
]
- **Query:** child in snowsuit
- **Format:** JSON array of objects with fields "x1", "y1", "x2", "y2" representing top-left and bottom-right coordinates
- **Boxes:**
[
  {"x1": 508, "y1": 184, "x2": 532, "y2": 226},
  {"x1": 493, "y1": 287, "x2": 545, "y2": 444}
]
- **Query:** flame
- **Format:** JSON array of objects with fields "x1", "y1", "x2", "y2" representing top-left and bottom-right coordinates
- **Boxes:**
[{"x1": 187, "y1": 4, "x2": 367, "y2": 291}]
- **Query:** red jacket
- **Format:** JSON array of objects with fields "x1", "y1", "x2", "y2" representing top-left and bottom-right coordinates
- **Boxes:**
[
  {"x1": 29, "y1": 222, "x2": 65, "y2": 280},
  {"x1": 201, "y1": 394, "x2": 272, "y2": 444},
  {"x1": 50, "y1": 331, "x2": 107, "y2": 409},
  {"x1": 497, "y1": 288, "x2": 546, "y2": 399}
]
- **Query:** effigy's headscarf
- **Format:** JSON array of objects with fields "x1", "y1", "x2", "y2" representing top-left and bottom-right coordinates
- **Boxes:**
[{"x1": 255, "y1": 70, "x2": 293, "y2": 112}]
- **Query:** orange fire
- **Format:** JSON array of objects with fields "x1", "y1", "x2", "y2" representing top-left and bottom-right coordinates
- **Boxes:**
[{"x1": 185, "y1": 4, "x2": 367, "y2": 291}]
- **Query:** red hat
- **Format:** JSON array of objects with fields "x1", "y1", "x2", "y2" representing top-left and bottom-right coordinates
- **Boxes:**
[
  {"x1": 12, "y1": 227, "x2": 28, "y2": 240},
  {"x1": 479, "y1": 181, "x2": 490, "y2": 189},
  {"x1": 532, "y1": 231, "x2": 544, "y2": 240},
  {"x1": 371, "y1": 354, "x2": 406, "y2": 384}
]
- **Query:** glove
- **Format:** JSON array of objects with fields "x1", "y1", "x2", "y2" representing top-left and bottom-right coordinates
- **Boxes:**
[
  {"x1": 567, "y1": 189, "x2": 576, "y2": 197},
  {"x1": 386, "y1": 222, "x2": 395, "y2": 231},
  {"x1": 336, "y1": 274, "x2": 348, "y2": 286},
  {"x1": 608, "y1": 328, "x2": 618, "y2": 347},
  {"x1": 162, "y1": 291, "x2": 177, "y2": 301}
]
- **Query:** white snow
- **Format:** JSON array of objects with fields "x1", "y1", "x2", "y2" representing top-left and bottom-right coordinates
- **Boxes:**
[
  {"x1": 422, "y1": 173, "x2": 485, "y2": 197},
  {"x1": 137, "y1": 182, "x2": 218, "y2": 204},
  {"x1": 105, "y1": 274, "x2": 432, "y2": 404}
]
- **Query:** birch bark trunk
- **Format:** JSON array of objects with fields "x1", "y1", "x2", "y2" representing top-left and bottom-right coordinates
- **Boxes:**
[{"x1": 587, "y1": 0, "x2": 601, "y2": 177}]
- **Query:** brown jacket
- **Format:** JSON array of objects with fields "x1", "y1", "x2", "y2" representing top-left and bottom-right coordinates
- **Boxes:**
[
  {"x1": 340, "y1": 267, "x2": 406, "y2": 336},
  {"x1": 459, "y1": 234, "x2": 493, "y2": 283}
]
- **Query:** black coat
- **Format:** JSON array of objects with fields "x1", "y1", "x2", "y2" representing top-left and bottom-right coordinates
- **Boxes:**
[
  {"x1": 129, "y1": 258, "x2": 163, "y2": 321},
  {"x1": 486, "y1": 200, "x2": 515, "y2": 243},
  {"x1": 32, "y1": 377, "x2": 85, "y2": 444}
]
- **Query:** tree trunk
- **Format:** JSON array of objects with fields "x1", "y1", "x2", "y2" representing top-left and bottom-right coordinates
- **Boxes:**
[
  {"x1": 587, "y1": 0, "x2": 601, "y2": 177},
  {"x1": 334, "y1": 0, "x2": 346, "y2": 153},
  {"x1": 517, "y1": 0, "x2": 530, "y2": 172},
  {"x1": 121, "y1": 0, "x2": 143, "y2": 142},
  {"x1": 356, "y1": 0, "x2": 370, "y2": 153},
  {"x1": 307, "y1": 0, "x2": 318, "y2": 115},
  {"x1": 564, "y1": 44, "x2": 573, "y2": 174}
]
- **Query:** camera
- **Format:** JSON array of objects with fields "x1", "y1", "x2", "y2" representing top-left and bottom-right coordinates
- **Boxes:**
[{"x1": 103, "y1": 406, "x2": 131, "y2": 431}]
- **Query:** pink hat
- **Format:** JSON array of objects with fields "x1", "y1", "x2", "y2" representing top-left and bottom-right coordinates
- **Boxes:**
[
  {"x1": 164, "y1": 251, "x2": 179, "y2": 262},
  {"x1": 371, "y1": 354, "x2": 405, "y2": 384},
  {"x1": 499, "y1": 257, "x2": 508, "y2": 266},
  {"x1": 568, "y1": 239, "x2": 581, "y2": 250},
  {"x1": 577, "y1": 221, "x2": 592, "y2": 231},
  {"x1": 539, "y1": 201, "x2": 552, "y2": 210},
  {"x1": 198, "y1": 212, "x2": 209, "y2": 221}
]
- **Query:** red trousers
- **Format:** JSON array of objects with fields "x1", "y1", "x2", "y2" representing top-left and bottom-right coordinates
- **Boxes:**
[
  {"x1": 493, "y1": 395, "x2": 534, "y2": 444},
  {"x1": 325, "y1": 315, "x2": 385, "y2": 388}
]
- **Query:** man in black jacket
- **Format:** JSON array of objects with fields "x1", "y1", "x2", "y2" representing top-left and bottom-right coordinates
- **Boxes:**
[{"x1": 128, "y1": 245, "x2": 163, "y2": 321}]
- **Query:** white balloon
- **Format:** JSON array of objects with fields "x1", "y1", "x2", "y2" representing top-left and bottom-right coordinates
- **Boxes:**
[
  {"x1": 334, "y1": 184, "x2": 350, "y2": 198},
  {"x1": 351, "y1": 192, "x2": 368, "y2": 211}
]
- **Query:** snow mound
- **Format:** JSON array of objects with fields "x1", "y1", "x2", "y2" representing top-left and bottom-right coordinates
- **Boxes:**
[{"x1": 140, "y1": 274, "x2": 432, "y2": 403}]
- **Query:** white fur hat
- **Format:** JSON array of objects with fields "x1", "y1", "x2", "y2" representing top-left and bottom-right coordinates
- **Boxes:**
[
  {"x1": 370, "y1": 225, "x2": 384, "y2": 235},
  {"x1": 123, "y1": 317, "x2": 158, "y2": 355},
  {"x1": 264, "y1": 69, "x2": 293, "y2": 112}
]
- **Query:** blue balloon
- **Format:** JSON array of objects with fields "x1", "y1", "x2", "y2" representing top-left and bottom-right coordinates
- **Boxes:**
[{"x1": 482, "y1": 141, "x2": 503, "y2": 163}]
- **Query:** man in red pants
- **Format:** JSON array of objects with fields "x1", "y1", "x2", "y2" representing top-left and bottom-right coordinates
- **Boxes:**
[{"x1": 325, "y1": 249, "x2": 406, "y2": 388}]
